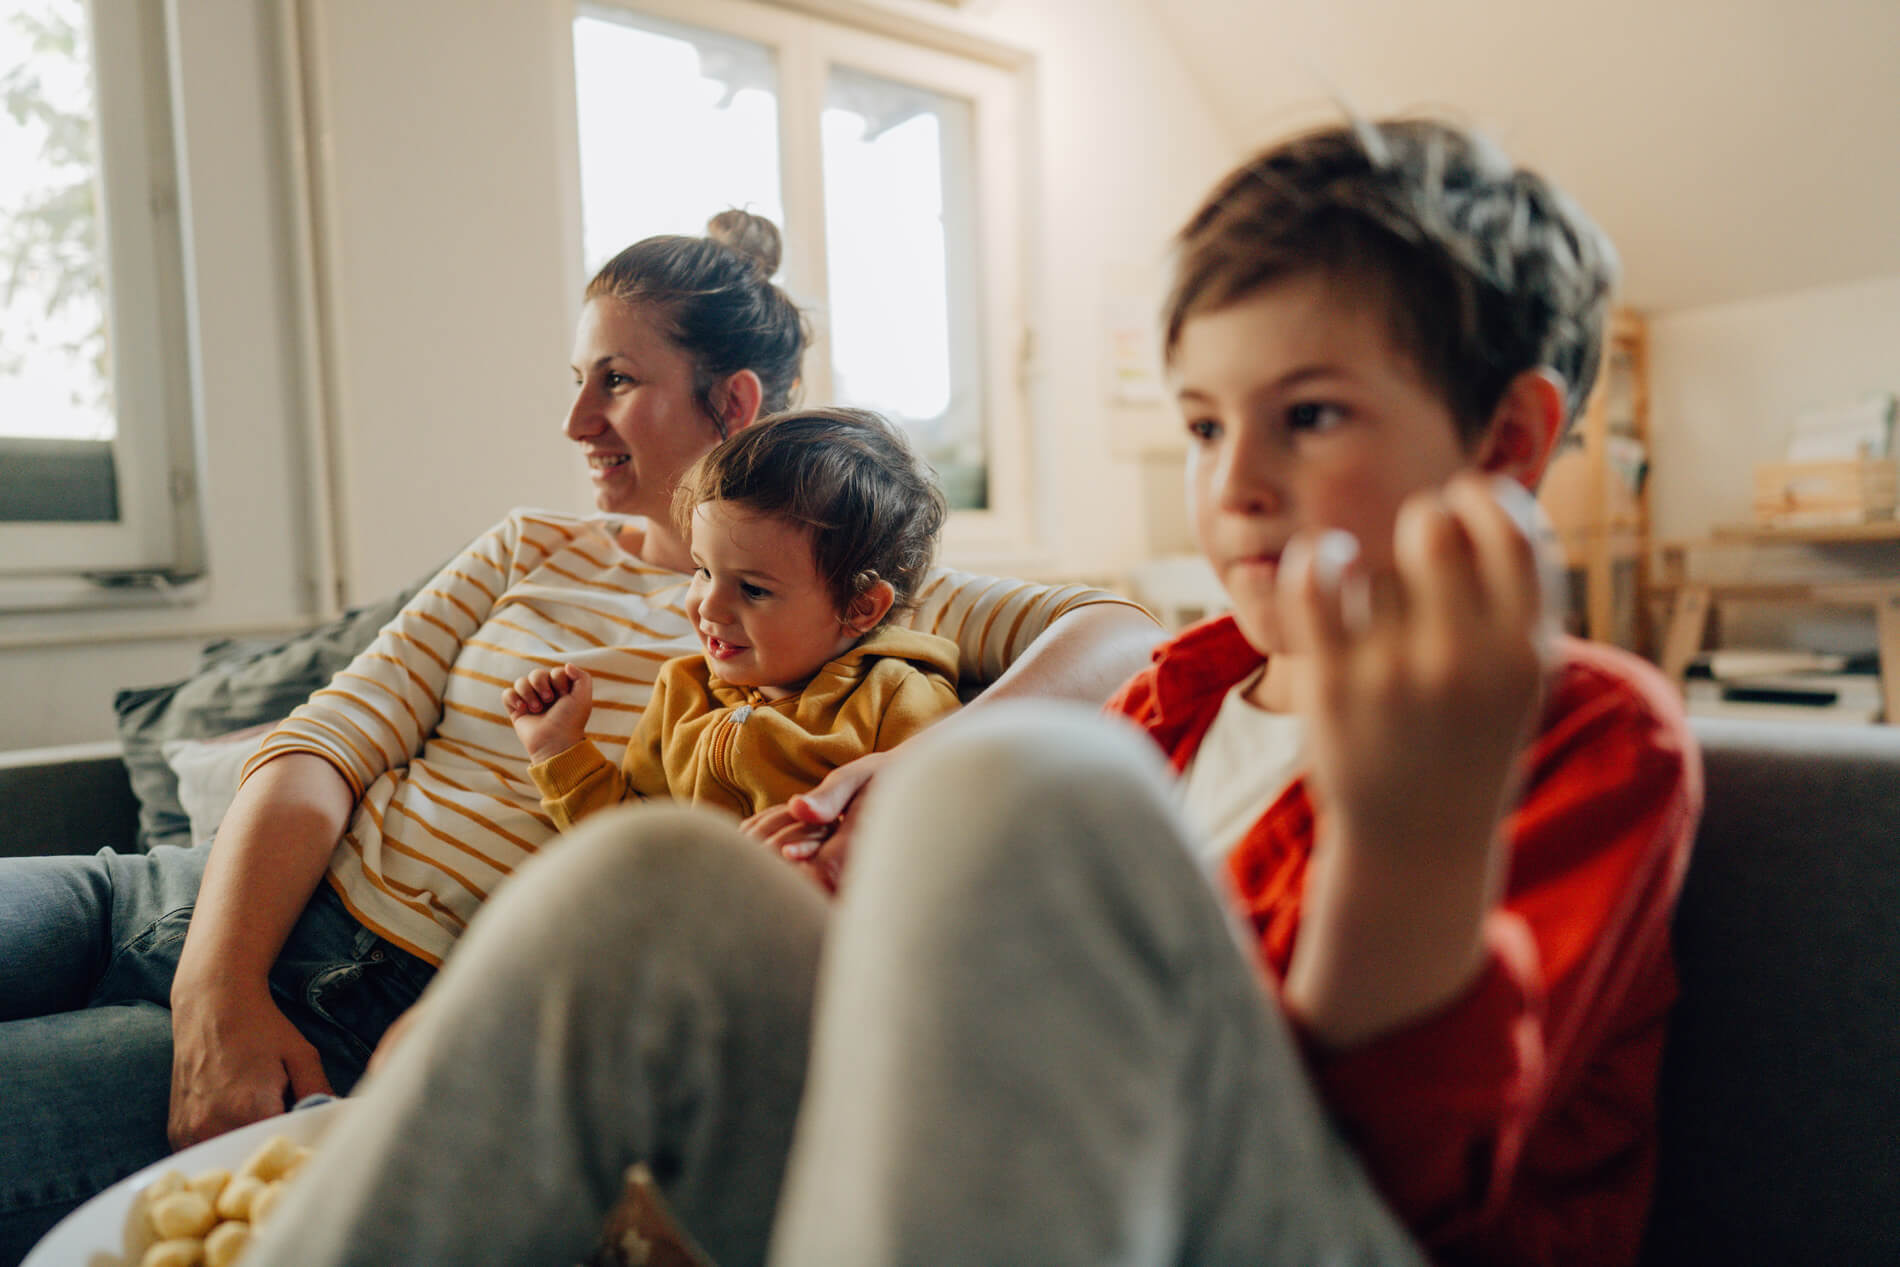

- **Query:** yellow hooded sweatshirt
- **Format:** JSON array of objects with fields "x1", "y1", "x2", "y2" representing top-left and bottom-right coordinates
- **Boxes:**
[{"x1": 528, "y1": 625, "x2": 960, "y2": 828}]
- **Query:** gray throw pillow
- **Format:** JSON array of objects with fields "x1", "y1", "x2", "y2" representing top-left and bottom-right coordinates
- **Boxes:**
[{"x1": 113, "y1": 576, "x2": 428, "y2": 850}]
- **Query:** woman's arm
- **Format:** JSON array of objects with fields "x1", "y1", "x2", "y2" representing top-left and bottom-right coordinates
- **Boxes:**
[
  {"x1": 959, "y1": 600, "x2": 1163, "y2": 707},
  {"x1": 169, "y1": 513, "x2": 551, "y2": 1144},
  {"x1": 168, "y1": 753, "x2": 356, "y2": 1147}
]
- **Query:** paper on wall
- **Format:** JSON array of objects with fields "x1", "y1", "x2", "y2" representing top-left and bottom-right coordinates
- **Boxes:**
[{"x1": 1786, "y1": 392, "x2": 1896, "y2": 461}]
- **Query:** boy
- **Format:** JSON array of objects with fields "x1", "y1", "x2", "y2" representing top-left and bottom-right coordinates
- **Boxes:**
[
  {"x1": 247, "y1": 118, "x2": 1699, "y2": 1267},
  {"x1": 503, "y1": 408, "x2": 960, "y2": 834},
  {"x1": 772, "y1": 118, "x2": 1702, "y2": 1264}
]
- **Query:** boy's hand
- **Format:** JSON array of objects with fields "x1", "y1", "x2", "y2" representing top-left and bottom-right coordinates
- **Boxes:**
[
  {"x1": 1279, "y1": 473, "x2": 1547, "y2": 1046},
  {"x1": 1286, "y1": 473, "x2": 1546, "y2": 854},
  {"x1": 503, "y1": 664, "x2": 593, "y2": 764}
]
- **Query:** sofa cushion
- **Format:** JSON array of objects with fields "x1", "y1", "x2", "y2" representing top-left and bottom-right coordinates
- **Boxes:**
[
  {"x1": 112, "y1": 581, "x2": 424, "y2": 851},
  {"x1": 162, "y1": 727, "x2": 274, "y2": 846},
  {"x1": 1643, "y1": 717, "x2": 1900, "y2": 1265}
]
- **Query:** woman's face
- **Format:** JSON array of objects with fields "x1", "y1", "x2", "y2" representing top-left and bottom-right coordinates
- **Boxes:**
[{"x1": 565, "y1": 297, "x2": 723, "y2": 521}]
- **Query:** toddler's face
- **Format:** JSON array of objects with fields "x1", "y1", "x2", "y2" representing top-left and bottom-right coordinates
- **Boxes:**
[
  {"x1": 1170, "y1": 272, "x2": 1481, "y2": 655},
  {"x1": 684, "y1": 500, "x2": 860, "y2": 700}
]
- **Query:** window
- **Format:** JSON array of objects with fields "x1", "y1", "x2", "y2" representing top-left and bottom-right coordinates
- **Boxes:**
[
  {"x1": 0, "y1": 0, "x2": 197, "y2": 590},
  {"x1": 572, "y1": 0, "x2": 1028, "y2": 550}
]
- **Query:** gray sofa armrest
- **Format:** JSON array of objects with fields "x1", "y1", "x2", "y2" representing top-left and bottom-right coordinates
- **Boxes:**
[
  {"x1": 0, "y1": 741, "x2": 140, "y2": 860},
  {"x1": 1643, "y1": 718, "x2": 1900, "y2": 1265}
]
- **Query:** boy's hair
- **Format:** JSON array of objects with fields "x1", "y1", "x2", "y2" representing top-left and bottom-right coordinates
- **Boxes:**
[
  {"x1": 672, "y1": 407, "x2": 947, "y2": 622},
  {"x1": 1163, "y1": 117, "x2": 1619, "y2": 443}
]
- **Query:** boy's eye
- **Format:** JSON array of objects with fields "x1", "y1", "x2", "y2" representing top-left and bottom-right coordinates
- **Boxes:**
[
  {"x1": 1287, "y1": 402, "x2": 1345, "y2": 433},
  {"x1": 740, "y1": 582, "x2": 770, "y2": 601},
  {"x1": 692, "y1": 565, "x2": 710, "y2": 579},
  {"x1": 1185, "y1": 418, "x2": 1222, "y2": 443}
]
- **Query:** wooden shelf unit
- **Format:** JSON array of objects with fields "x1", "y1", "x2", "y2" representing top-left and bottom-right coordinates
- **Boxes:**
[{"x1": 1540, "y1": 310, "x2": 1651, "y2": 650}]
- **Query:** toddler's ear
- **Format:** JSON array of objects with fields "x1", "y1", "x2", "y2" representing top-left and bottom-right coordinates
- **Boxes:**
[
  {"x1": 1476, "y1": 368, "x2": 1566, "y2": 488},
  {"x1": 844, "y1": 578, "x2": 896, "y2": 634}
]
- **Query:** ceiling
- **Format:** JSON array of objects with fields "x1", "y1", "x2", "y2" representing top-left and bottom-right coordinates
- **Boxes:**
[{"x1": 1139, "y1": 0, "x2": 1900, "y2": 313}]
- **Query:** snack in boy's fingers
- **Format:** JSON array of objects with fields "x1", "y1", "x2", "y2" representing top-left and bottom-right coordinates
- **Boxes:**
[{"x1": 1486, "y1": 473, "x2": 1569, "y2": 656}]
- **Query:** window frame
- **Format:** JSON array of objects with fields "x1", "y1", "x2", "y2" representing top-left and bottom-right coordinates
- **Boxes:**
[
  {"x1": 573, "y1": 0, "x2": 1033, "y2": 556},
  {"x1": 0, "y1": 0, "x2": 200, "y2": 589}
]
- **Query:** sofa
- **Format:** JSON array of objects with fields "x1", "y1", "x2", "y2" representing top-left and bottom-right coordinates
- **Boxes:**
[{"x1": 4, "y1": 714, "x2": 1897, "y2": 1264}]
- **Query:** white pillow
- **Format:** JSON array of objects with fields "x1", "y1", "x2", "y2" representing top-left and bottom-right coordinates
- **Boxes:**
[{"x1": 162, "y1": 729, "x2": 270, "y2": 846}]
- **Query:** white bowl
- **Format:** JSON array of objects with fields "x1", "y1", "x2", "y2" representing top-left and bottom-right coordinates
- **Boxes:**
[{"x1": 23, "y1": 1098, "x2": 346, "y2": 1267}]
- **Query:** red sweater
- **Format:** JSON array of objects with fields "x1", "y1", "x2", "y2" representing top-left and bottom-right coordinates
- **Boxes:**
[{"x1": 1108, "y1": 616, "x2": 1701, "y2": 1266}]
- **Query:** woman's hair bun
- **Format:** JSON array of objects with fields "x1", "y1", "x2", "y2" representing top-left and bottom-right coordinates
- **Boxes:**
[{"x1": 706, "y1": 209, "x2": 782, "y2": 278}]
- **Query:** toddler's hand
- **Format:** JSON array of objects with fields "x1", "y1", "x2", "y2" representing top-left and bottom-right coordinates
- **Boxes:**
[{"x1": 503, "y1": 665, "x2": 593, "y2": 764}]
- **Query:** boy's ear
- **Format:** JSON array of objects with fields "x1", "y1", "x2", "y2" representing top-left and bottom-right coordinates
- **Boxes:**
[
  {"x1": 715, "y1": 369, "x2": 765, "y2": 435},
  {"x1": 843, "y1": 579, "x2": 896, "y2": 635},
  {"x1": 1474, "y1": 369, "x2": 1567, "y2": 489}
]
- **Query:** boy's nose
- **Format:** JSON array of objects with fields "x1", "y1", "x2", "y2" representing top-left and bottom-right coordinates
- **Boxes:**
[{"x1": 1214, "y1": 436, "x2": 1283, "y2": 515}]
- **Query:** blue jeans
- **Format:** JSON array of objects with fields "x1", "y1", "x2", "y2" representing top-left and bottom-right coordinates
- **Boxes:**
[{"x1": 0, "y1": 844, "x2": 434, "y2": 1264}]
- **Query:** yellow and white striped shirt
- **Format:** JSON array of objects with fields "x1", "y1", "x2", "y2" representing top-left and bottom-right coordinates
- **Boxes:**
[{"x1": 243, "y1": 508, "x2": 1147, "y2": 965}]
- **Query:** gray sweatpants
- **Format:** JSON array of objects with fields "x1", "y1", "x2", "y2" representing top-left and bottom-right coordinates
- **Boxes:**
[{"x1": 248, "y1": 704, "x2": 1423, "y2": 1266}]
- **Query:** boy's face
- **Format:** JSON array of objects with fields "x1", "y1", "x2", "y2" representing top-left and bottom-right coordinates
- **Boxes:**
[
  {"x1": 685, "y1": 500, "x2": 860, "y2": 701},
  {"x1": 1171, "y1": 272, "x2": 1481, "y2": 656}
]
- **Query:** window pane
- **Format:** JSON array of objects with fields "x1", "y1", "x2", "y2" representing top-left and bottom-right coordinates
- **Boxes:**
[
  {"x1": 823, "y1": 66, "x2": 985, "y2": 510},
  {"x1": 572, "y1": 7, "x2": 783, "y2": 277},
  {"x1": 0, "y1": 0, "x2": 113, "y2": 445}
]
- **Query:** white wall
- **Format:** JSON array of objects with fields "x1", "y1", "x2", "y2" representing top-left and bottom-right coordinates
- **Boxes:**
[
  {"x1": 305, "y1": 0, "x2": 1235, "y2": 597},
  {"x1": 1648, "y1": 272, "x2": 1900, "y2": 652},
  {"x1": 947, "y1": 0, "x2": 1235, "y2": 575},
  {"x1": 304, "y1": 0, "x2": 582, "y2": 603},
  {"x1": 1144, "y1": 0, "x2": 1900, "y2": 315},
  {"x1": 0, "y1": 0, "x2": 1234, "y2": 751}
]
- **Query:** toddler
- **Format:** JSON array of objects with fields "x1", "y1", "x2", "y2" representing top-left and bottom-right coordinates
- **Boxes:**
[{"x1": 504, "y1": 408, "x2": 960, "y2": 830}]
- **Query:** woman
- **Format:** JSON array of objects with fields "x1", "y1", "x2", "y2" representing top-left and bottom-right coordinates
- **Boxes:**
[{"x1": 0, "y1": 211, "x2": 1158, "y2": 1262}]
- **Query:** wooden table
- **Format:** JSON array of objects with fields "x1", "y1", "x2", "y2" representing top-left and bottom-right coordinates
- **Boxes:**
[{"x1": 1653, "y1": 521, "x2": 1900, "y2": 722}]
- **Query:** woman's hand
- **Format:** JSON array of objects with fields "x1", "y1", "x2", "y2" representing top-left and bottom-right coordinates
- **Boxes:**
[
  {"x1": 166, "y1": 752, "x2": 355, "y2": 1147},
  {"x1": 740, "y1": 750, "x2": 894, "y2": 893},
  {"x1": 503, "y1": 664, "x2": 592, "y2": 763},
  {"x1": 168, "y1": 978, "x2": 333, "y2": 1150}
]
